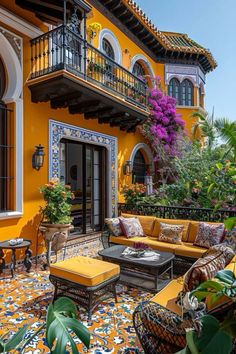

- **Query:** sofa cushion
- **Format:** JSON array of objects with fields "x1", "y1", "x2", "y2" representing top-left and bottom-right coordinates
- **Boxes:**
[
  {"x1": 110, "y1": 235, "x2": 177, "y2": 253},
  {"x1": 50, "y1": 256, "x2": 120, "y2": 287},
  {"x1": 153, "y1": 218, "x2": 190, "y2": 241},
  {"x1": 119, "y1": 217, "x2": 144, "y2": 238},
  {"x1": 174, "y1": 242, "x2": 207, "y2": 258},
  {"x1": 188, "y1": 221, "x2": 223, "y2": 243},
  {"x1": 194, "y1": 222, "x2": 225, "y2": 248},
  {"x1": 151, "y1": 278, "x2": 183, "y2": 315},
  {"x1": 105, "y1": 217, "x2": 122, "y2": 236},
  {"x1": 158, "y1": 222, "x2": 184, "y2": 245},
  {"x1": 183, "y1": 252, "x2": 226, "y2": 292},
  {"x1": 121, "y1": 213, "x2": 155, "y2": 236},
  {"x1": 225, "y1": 255, "x2": 236, "y2": 275}
]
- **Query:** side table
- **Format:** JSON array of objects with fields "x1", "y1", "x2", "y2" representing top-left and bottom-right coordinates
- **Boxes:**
[{"x1": 0, "y1": 239, "x2": 32, "y2": 277}]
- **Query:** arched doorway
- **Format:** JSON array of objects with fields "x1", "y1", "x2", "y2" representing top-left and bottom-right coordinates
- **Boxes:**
[{"x1": 132, "y1": 149, "x2": 147, "y2": 184}]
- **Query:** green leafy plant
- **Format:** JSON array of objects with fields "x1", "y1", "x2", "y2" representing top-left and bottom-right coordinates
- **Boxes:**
[
  {"x1": 176, "y1": 269, "x2": 236, "y2": 354},
  {"x1": 122, "y1": 183, "x2": 146, "y2": 206},
  {"x1": 40, "y1": 178, "x2": 74, "y2": 224},
  {"x1": 0, "y1": 297, "x2": 90, "y2": 354}
]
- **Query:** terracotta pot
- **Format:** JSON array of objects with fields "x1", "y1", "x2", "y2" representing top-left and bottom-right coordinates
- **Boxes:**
[{"x1": 39, "y1": 223, "x2": 73, "y2": 253}]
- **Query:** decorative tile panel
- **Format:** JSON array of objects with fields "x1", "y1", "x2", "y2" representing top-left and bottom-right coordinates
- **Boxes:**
[
  {"x1": 165, "y1": 64, "x2": 205, "y2": 87},
  {"x1": 49, "y1": 120, "x2": 118, "y2": 217}
]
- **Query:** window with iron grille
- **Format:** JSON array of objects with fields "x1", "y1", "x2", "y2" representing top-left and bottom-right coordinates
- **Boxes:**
[
  {"x1": 168, "y1": 78, "x2": 194, "y2": 106},
  {"x1": 132, "y1": 61, "x2": 146, "y2": 78},
  {"x1": 102, "y1": 38, "x2": 115, "y2": 60},
  {"x1": 168, "y1": 78, "x2": 181, "y2": 104},
  {"x1": 181, "y1": 79, "x2": 194, "y2": 106},
  {"x1": 0, "y1": 58, "x2": 14, "y2": 212}
]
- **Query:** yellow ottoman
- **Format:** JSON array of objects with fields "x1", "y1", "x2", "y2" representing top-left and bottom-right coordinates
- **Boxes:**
[{"x1": 50, "y1": 256, "x2": 120, "y2": 319}]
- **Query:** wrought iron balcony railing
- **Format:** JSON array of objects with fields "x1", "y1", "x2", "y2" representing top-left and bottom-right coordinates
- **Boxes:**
[{"x1": 30, "y1": 25, "x2": 148, "y2": 109}]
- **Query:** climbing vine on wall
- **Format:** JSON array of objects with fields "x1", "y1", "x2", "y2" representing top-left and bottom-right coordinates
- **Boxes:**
[{"x1": 140, "y1": 77, "x2": 187, "y2": 180}]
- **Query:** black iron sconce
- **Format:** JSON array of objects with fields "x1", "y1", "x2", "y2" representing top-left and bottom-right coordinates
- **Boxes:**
[
  {"x1": 123, "y1": 160, "x2": 133, "y2": 176},
  {"x1": 32, "y1": 144, "x2": 45, "y2": 171}
]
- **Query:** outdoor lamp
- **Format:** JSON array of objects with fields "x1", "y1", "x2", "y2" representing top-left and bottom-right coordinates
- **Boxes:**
[
  {"x1": 123, "y1": 160, "x2": 133, "y2": 176},
  {"x1": 32, "y1": 144, "x2": 45, "y2": 170}
]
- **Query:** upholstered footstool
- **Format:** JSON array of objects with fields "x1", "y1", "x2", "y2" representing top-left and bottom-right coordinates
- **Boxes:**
[{"x1": 49, "y1": 256, "x2": 120, "y2": 319}]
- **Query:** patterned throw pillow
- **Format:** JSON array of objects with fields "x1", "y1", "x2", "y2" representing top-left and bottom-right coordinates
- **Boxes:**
[
  {"x1": 183, "y1": 251, "x2": 226, "y2": 292},
  {"x1": 222, "y1": 228, "x2": 236, "y2": 253},
  {"x1": 194, "y1": 222, "x2": 224, "y2": 248},
  {"x1": 158, "y1": 222, "x2": 184, "y2": 245},
  {"x1": 104, "y1": 217, "x2": 122, "y2": 236},
  {"x1": 204, "y1": 244, "x2": 235, "y2": 265},
  {"x1": 119, "y1": 217, "x2": 144, "y2": 238}
]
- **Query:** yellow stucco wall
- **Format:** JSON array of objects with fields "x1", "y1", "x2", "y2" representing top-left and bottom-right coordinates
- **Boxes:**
[{"x1": 0, "y1": 1, "x2": 204, "y2": 253}]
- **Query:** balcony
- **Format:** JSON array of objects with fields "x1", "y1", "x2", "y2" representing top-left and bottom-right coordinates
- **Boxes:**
[{"x1": 29, "y1": 25, "x2": 149, "y2": 132}]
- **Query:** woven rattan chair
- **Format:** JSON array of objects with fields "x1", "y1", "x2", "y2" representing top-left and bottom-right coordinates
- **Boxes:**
[
  {"x1": 133, "y1": 301, "x2": 236, "y2": 354},
  {"x1": 133, "y1": 301, "x2": 187, "y2": 354}
]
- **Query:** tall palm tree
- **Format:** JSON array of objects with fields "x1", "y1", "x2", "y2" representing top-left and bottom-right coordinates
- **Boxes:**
[
  {"x1": 214, "y1": 117, "x2": 236, "y2": 160},
  {"x1": 191, "y1": 110, "x2": 216, "y2": 149}
]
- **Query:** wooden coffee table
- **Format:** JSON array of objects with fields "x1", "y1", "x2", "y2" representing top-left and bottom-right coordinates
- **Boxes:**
[{"x1": 98, "y1": 245, "x2": 174, "y2": 292}]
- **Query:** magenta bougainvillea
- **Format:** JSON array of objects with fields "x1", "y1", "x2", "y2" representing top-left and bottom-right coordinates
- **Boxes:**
[{"x1": 140, "y1": 77, "x2": 186, "y2": 162}]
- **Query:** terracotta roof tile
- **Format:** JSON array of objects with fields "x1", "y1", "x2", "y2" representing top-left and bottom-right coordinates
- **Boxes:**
[{"x1": 123, "y1": 0, "x2": 217, "y2": 71}]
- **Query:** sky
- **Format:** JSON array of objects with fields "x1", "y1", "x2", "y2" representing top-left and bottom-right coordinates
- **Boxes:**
[{"x1": 135, "y1": 0, "x2": 236, "y2": 121}]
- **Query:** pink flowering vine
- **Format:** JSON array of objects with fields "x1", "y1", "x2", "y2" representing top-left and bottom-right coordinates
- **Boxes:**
[{"x1": 140, "y1": 77, "x2": 186, "y2": 165}]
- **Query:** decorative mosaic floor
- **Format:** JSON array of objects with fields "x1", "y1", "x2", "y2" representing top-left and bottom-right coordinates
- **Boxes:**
[{"x1": 0, "y1": 237, "x2": 152, "y2": 353}]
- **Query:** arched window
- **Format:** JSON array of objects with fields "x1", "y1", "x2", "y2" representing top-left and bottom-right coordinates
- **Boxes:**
[
  {"x1": 102, "y1": 38, "x2": 115, "y2": 60},
  {"x1": 132, "y1": 150, "x2": 147, "y2": 184},
  {"x1": 181, "y1": 79, "x2": 194, "y2": 106},
  {"x1": 168, "y1": 78, "x2": 180, "y2": 104},
  {"x1": 132, "y1": 61, "x2": 146, "y2": 78}
]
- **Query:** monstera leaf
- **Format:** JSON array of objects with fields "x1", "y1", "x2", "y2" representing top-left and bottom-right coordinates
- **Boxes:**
[
  {"x1": 176, "y1": 315, "x2": 235, "y2": 354},
  {"x1": 0, "y1": 325, "x2": 28, "y2": 353},
  {"x1": 46, "y1": 297, "x2": 90, "y2": 354}
]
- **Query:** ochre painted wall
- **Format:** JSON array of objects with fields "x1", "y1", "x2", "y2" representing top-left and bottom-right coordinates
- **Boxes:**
[{"x1": 0, "y1": 1, "x2": 204, "y2": 256}]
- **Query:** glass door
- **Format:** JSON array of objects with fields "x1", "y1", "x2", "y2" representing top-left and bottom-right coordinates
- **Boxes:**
[{"x1": 59, "y1": 139, "x2": 106, "y2": 235}]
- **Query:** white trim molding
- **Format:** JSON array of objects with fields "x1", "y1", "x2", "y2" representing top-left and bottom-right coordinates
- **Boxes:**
[
  {"x1": 130, "y1": 54, "x2": 155, "y2": 78},
  {"x1": 98, "y1": 28, "x2": 122, "y2": 65},
  {"x1": 0, "y1": 27, "x2": 23, "y2": 219},
  {"x1": 0, "y1": 6, "x2": 42, "y2": 38},
  {"x1": 130, "y1": 143, "x2": 154, "y2": 172}
]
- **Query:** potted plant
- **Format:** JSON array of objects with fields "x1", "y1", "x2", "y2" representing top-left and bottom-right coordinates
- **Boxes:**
[{"x1": 39, "y1": 178, "x2": 74, "y2": 259}]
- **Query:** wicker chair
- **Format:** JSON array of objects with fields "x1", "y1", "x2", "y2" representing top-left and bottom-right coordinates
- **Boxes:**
[
  {"x1": 133, "y1": 301, "x2": 187, "y2": 354},
  {"x1": 133, "y1": 301, "x2": 236, "y2": 354}
]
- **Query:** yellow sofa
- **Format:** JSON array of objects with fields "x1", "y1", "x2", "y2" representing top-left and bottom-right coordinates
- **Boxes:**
[{"x1": 110, "y1": 213, "x2": 224, "y2": 260}]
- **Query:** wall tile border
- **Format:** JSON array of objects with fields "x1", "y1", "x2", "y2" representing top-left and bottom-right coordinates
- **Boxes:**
[{"x1": 49, "y1": 119, "x2": 118, "y2": 217}]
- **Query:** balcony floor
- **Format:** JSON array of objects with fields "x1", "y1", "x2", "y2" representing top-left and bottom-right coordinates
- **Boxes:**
[{"x1": 0, "y1": 236, "x2": 151, "y2": 353}]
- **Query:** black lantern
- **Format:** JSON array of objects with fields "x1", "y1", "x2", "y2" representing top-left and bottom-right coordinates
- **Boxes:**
[
  {"x1": 32, "y1": 144, "x2": 45, "y2": 170},
  {"x1": 123, "y1": 160, "x2": 133, "y2": 176}
]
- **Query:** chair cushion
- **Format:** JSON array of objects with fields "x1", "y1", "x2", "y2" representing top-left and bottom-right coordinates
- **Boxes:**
[
  {"x1": 121, "y1": 213, "x2": 155, "y2": 236},
  {"x1": 151, "y1": 278, "x2": 183, "y2": 315},
  {"x1": 222, "y1": 227, "x2": 236, "y2": 252},
  {"x1": 119, "y1": 217, "x2": 144, "y2": 238},
  {"x1": 158, "y1": 222, "x2": 184, "y2": 245},
  {"x1": 183, "y1": 251, "x2": 226, "y2": 292},
  {"x1": 50, "y1": 256, "x2": 120, "y2": 287},
  {"x1": 152, "y1": 218, "x2": 190, "y2": 241},
  {"x1": 174, "y1": 242, "x2": 207, "y2": 258},
  {"x1": 193, "y1": 222, "x2": 225, "y2": 248}
]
